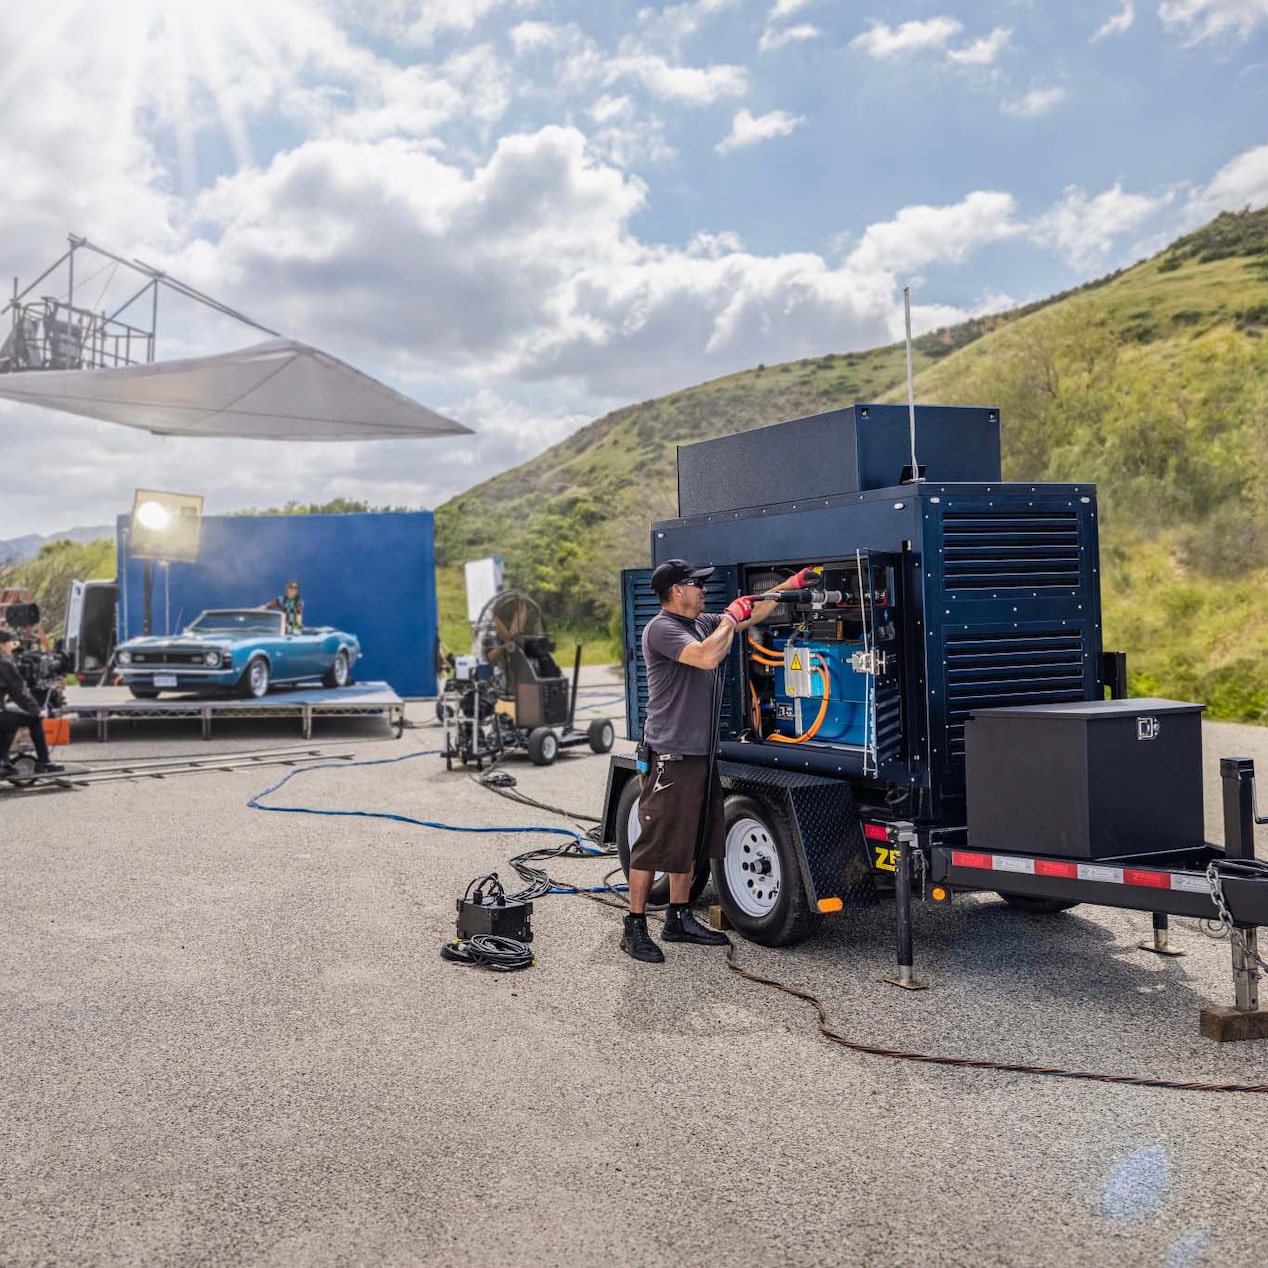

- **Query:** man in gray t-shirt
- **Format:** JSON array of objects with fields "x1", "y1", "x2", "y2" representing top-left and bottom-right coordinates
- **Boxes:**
[{"x1": 620, "y1": 558, "x2": 819, "y2": 963}]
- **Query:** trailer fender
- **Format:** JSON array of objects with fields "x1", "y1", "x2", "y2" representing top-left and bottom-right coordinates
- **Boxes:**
[{"x1": 717, "y1": 762, "x2": 876, "y2": 912}]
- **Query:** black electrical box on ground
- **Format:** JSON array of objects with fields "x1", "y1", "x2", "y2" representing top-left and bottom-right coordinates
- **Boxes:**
[
  {"x1": 675, "y1": 402, "x2": 1002, "y2": 518},
  {"x1": 456, "y1": 895, "x2": 534, "y2": 942},
  {"x1": 964, "y1": 699, "x2": 1205, "y2": 859}
]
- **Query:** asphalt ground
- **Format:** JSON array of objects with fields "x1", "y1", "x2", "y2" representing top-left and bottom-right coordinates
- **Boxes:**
[{"x1": 3, "y1": 674, "x2": 1268, "y2": 1267}]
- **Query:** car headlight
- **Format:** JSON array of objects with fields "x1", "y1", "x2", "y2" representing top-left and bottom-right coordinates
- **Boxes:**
[
  {"x1": 118, "y1": 651, "x2": 132, "y2": 665},
  {"x1": 205, "y1": 651, "x2": 221, "y2": 667}
]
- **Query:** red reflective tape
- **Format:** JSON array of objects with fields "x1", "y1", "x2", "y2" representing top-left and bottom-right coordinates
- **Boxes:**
[
  {"x1": 863, "y1": 823, "x2": 889, "y2": 842},
  {"x1": 1124, "y1": 869, "x2": 1169, "y2": 889},
  {"x1": 1035, "y1": 859, "x2": 1078, "y2": 879},
  {"x1": 952, "y1": 851, "x2": 994, "y2": 870}
]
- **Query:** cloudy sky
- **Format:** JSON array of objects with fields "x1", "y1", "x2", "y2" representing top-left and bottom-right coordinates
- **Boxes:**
[{"x1": 1, "y1": 0, "x2": 1266, "y2": 537}]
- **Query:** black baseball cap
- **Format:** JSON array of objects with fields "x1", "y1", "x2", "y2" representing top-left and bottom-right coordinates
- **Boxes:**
[
  {"x1": 0, "y1": 628, "x2": 16, "y2": 644},
  {"x1": 650, "y1": 559, "x2": 715, "y2": 596}
]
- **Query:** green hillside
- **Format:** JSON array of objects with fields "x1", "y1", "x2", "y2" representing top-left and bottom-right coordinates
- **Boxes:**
[{"x1": 437, "y1": 209, "x2": 1268, "y2": 718}]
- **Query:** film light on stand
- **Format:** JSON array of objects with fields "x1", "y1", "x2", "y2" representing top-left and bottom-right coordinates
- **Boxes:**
[{"x1": 129, "y1": 488, "x2": 204, "y2": 563}]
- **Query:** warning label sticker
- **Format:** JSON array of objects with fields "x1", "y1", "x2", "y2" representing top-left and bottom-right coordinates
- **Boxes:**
[{"x1": 789, "y1": 654, "x2": 803, "y2": 671}]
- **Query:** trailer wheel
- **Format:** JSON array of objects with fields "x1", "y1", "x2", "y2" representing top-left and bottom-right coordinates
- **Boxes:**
[
  {"x1": 527, "y1": 727, "x2": 559, "y2": 765},
  {"x1": 711, "y1": 794, "x2": 818, "y2": 947},
  {"x1": 615, "y1": 775, "x2": 708, "y2": 905},
  {"x1": 998, "y1": 893, "x2": 1080, "y2": 914}
]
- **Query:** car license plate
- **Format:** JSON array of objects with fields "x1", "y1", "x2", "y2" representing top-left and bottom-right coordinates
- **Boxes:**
[{"x1": 153, "y1": 674, "x2": 178, "y2": 688}]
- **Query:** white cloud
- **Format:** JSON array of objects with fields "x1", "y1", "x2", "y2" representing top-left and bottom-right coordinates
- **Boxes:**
[
  {"x1": 636, "y1": 0, "x2": 741, "y2": 48},
  {"x1": 947, "y1": 27, "x2": 1012, "y2": 65},
  {"x1": 759, "y1": 23, "x2": 821, "y2": 52},
  {"x1": 1159, "y1": 0, "x2": 1268, "y2": 44},
  {"x1": 1001, "y1": 86, "x2": 1067, "y2": 116},
  {"x1": 1091, "y1": 1, "x2": 1136, "y2": 41},
  {"x1": 509, "y1": 20, "x2": 565, "y2": 53},
  {"x1": 1032, "y1": 183, "x2": 1173, "y2": 269},
  {"x1": 846, "y1": 192, "x2": 1021, "y2": 275},
  {"x1": 1186, "y1": 143, "x2": 1268, "y2": 219},
  {"x1": 716, "y1": 108, "x2": 805, "y2": 154},
  {"x1": 607, "y1": 53, "x2": 747, "y2": 104},
  {"x1": 770, "y1": 0, "x2": 813, "y2": 17},
  {"x1": 850, "y1": 17, "x2": 963, "y2": 59}
]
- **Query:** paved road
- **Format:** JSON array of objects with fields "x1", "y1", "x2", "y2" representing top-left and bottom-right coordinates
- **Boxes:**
[{"x1": 3, "y1": 676, "x2": 1267, "y2": 1266}]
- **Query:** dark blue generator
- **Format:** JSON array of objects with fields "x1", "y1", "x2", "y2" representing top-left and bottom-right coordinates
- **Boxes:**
[{"x1": 601, "y1": 404, "x2": 1268, "y2": 1034}]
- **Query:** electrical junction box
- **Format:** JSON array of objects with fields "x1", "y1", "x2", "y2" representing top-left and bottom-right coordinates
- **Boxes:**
[
  {"x1": 455, "y1": 894, "x2": 533, "y2": 942},
  {"x1": 965, "y1": 699, "x2": 1205, "y2": 860}
]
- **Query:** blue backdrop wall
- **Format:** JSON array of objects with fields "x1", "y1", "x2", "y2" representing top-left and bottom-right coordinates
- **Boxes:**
[{"x1": 117, "y1": 511, "x2": 438, "y2": 697}]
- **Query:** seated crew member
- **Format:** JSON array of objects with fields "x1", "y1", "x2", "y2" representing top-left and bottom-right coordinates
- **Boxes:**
[
  {"x1": 263, "y1": 580, "x2": 304, "y2": 634},
  {"x1": 0, "y1": 627, "x2": 65, "y2": 777}
]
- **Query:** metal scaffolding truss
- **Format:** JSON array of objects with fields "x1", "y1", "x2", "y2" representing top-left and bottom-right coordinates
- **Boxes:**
[{"x1": 1, "y1": 234, "x2": 278, "y2": 375}]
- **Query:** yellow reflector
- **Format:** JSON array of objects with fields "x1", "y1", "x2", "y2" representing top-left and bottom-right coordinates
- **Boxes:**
[
  {"x1": 817, "y1": 897, "x2": 844, "y2": 913},
  {"x1": 931, "y1": 886, "x2": 948, "y2": 902}
]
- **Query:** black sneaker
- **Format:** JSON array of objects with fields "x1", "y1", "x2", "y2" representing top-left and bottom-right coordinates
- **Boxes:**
[
  {"x1": 662, "y1": 904, "x2": 729, "y2": 945},
  {"x1": 34, "y1": 761, "x2": 66, "y2": 776},
  {"x1": 620, "y1": 913, "x2": 665, "y2": 963}
]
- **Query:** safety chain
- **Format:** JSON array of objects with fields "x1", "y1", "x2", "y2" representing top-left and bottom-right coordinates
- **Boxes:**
[{"x1": 1206, "y1": 860, "x2": 1268, "y2": 974}]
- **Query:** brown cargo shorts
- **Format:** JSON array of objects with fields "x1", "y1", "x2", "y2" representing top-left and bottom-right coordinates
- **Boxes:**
[{"x1": 630, "y1": 750, "x2": 725, "y2": 874}]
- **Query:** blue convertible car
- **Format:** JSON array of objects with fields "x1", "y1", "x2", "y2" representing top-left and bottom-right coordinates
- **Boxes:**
[{"x1": 116, "y1": 609, "x2": 361, "y2": 699}]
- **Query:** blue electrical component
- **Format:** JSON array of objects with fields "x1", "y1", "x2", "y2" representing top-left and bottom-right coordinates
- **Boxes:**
[{"x1": 770, "y1": 636, "x2": 870, "y2": 745}]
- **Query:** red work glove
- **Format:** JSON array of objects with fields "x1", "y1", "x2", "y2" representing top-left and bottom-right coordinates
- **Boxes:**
[
  {"x1": 723, "y1": 596, "x2": 753, "y2": 626},
  {"x1": 786, "y1": 566, "x2": 821, "y2": 590}
]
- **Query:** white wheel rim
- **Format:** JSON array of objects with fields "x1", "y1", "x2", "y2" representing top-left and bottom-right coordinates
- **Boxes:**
[
  {"x1": 724, "y1": 816, "x2": 781, "y2": 917},
  {"x1": 625, "y1": 793, "x2": 666, "y2": 884},
  {"x1": 251, "y1": 661, "x2": 268, "y2": 694},
  {"x1": 600, "y1": 723, "x2": 613, "y2": 748},
  {"x1": 334, "y1": 653, "x2": 348, "y2": 685},
  {"x1": 542, "y1": 734, "x2": 557, "y2": 760}
]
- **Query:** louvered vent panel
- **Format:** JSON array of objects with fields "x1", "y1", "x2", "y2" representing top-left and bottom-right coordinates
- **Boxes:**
[
  {"x1": 943, "y1": 629, "x2": 1086, "y2": 758},
  {"x1": 942, "y1": 509, "x2": 1082, "y2": 592}
]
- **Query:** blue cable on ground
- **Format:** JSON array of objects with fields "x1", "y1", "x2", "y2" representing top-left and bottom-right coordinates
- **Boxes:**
[{"x1": 246, "y1": 747, "x2": 628, "y2": 895}]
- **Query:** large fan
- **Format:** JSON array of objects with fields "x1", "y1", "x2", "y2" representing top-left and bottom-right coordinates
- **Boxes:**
[{"x1": 472, "y1": 589, "x2": 562, "y2": 697}]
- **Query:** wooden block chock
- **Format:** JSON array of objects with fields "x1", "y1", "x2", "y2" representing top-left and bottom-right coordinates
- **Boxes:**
[
  {"x1": 708, "y1": 905, "x2": 732, "y2": 931},
  {"x1": 1199, "y1": 1006, "x2": 1268, "y2": 1043}
]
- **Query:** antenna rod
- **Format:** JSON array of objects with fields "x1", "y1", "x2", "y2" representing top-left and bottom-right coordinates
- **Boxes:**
[{"x1": 903, "y1": 285, "x2": 921, "y2": 483}]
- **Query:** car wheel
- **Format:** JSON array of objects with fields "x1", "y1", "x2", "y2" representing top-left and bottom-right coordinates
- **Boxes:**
[
  {"x1": 614, "y1": 774, "x2": 709, "y2": 905},
  {"x1": 527, "y1": 727, "x2": 559, "y2": 765},
  {"x1": 239, "y1": 657, "x2": 271, "y2": 699},
  {"x1": 322, "y1": 650, "x2": 351, "y2": 689},
  {"x1": 587, "y1": 718, "x2": 615, "y2": 753},
  {"x1": 710, "y1": 794, "x2": 819, "y2": 947},
  {"x1": 128, "y1": 686, "x2": 160, "y2": 700}
]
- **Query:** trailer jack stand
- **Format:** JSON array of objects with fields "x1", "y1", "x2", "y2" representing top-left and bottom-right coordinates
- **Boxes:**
[
  {"x1": 1200, "y1": 758, "x2": 1268, "y2": 1042},
  {"x1": 1138, "y1": 912, "x2": 1185, "y2": 957},
  {"x1": 883, "y1": 822, "x2": 929, "y2": 992}
]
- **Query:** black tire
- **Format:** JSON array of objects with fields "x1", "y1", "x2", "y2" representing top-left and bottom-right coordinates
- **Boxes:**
[
  {"x1": 128, "y1": 686, "x2": 160, "y2": 700},
  {"x1": 587, "y1": 717, "x2": 615, "y2": 753},
  {"x1": 999, "y1": 893, "x2": 1080, "y2": 914},
  {"x1": 614, "y1": 774, "x2": 709, "y2": 905},
  {"x1": 527, "y1": 727, "x2": 559, "y2": 766},
  {"x1": 435, "y1": 696, "x2": 447, "y2": 724},
  {"x1": 711, "y1": 794, "x2": 819, "y2": 946},
  {"x1": 322, "y1": 649, "x2": 351, "y2": 689},
  {"x1": 238, "y1": 656, "x2": 271, "y2": 699}
]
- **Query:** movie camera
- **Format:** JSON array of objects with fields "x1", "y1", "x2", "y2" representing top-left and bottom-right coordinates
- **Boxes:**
[{"x1": 1, "y1": 603, "x2": 71, "y2": 714}]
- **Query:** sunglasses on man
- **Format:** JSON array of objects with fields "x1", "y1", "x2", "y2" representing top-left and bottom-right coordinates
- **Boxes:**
[{"x1": 678, "y1": 578, "x2": 706, "y2": 589}]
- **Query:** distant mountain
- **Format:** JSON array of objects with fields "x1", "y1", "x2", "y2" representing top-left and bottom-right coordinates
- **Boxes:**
[{"x1": 0, "y1": 525, "x2": 113, "y2": 565}]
